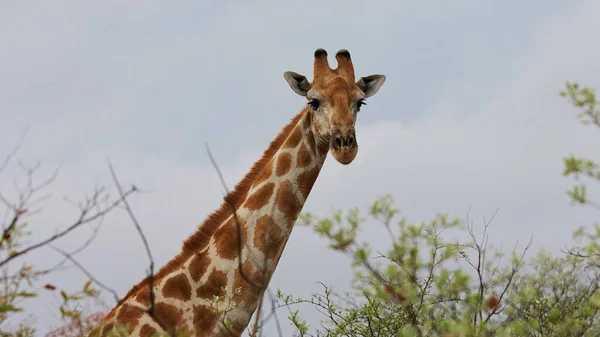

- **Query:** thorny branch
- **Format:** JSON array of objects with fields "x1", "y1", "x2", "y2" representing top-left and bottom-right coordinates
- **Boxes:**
[
  {"x1": 274, "y1": 283, "x2": 361, "y2": 336},
  {"x1": 0, "y1": 134, "x2": 152, "y2": 335},
  {"x1": 0, "y1": 160, "x2": 59, "y2": 243},
  {"x1": 465, "y1": 206, "x2": 498, "y2": 327},
  {"x1": 0, "y1": 125, "x2": 29, "y2": 175},
  {"x1": 464, "y1": 206, "x2": 533, "y2": 330},
  {"x1": 484, "y1": 235, "x2": 533, "y2": 324},
  {"x1": 2, "y1": 212, "x2": 107, "y2": 283},
  {"x1": 107, "y1": 162, "x2": 176, "y2": 337},
  {"x1": 50, "y1": 245, "x2": 120, "y2": 303},
  {"x1": 0, "y1": 189, "x2": 110, "y2": 284},
  {"x1": 0, "y1": 176, "x2": 136, "y2": 269}
]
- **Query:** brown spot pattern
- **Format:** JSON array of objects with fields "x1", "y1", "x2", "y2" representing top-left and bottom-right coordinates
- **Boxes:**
[
  {"x1": 162, "y1": 273, "x2": 192, "y2": 301},
  {"x1": 276, "y1": 181, "x2": 303, "y2": 225},
  {"x1": 154, "y1": 302, "x2": 185, "y2": 331},
  {"x1": 100, "y1": 322, "x2": 115, "y2": 336},
  {"x1": 233, "y1": 260, "x2": 263, "y2": 300},
  {"x1": 306, "y1": 134, "x2": 317, "y2": 155},
  {"x1": 296, "y1": 143, "x2": 312, "y2": 168},
  {"x1": 105, "y1": 309, "x2": 117, "y2": 321},
  {"x1": 302, "y1": 113, "x2": 312, "y2": 129},
  {"x1": 193, "y1": 304, "x2": 218, "y2": 334},
  {"x1": 284, "y1": 126, "x2": 302, "y2": 149},
  {"x1": 276, "y1": 152, "x2": 292, "y2": 176},
  {"x1": 135, "y1": 286, "x2": 151, "y2": 307},
  {"x1": 196, "y1": 269, "x2": 228, "y2": 299},
  {"x1": 245, "y1": 182, "x2": 274, "y2": 211},
  {"x1": 254, "y1": 215, "x2": 285, "y2": 258},
  {"x1": 297, "y1": 167, "x2": 320, "y2": 199},
  {"x1": 93, "y1": 309, "x2": 117, "y2": 336},
  {"x1": 254, "y1": 161, "x2": 273, "y2": 187},
  {"x1": 116, "y1": 304, "x2": 144, "y2": 333},
  {"x1": 139, "y1": 324, "x2": 158, "y2": 337},
  {"x1": 189, "y1": 249, "x2": 210, "y2": 282},
  {"x1": 214, "y1": 217, "x2": 247, "y2": 260}
]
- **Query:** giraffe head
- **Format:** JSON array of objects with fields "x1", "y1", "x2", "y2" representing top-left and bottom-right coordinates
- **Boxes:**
[{"x1": 283, "y1": 48, "x2": 386, "y2": 164}]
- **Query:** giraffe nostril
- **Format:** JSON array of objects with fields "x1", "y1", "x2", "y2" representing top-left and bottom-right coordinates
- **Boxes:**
[
  {"x1": 347, "y1": 135, "x2": 355, "y2": 148},
  {"x1": 334, "y1": 136, "x2": 343, "y2": 149}
]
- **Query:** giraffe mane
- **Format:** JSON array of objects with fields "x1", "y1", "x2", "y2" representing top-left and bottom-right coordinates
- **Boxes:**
[{"x1": 116, "y1": 109, "x2": 307, "y2": 306}]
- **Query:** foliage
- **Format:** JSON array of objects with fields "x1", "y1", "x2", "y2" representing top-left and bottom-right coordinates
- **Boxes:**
[
  {"x1": 273, "y1": 82, "x2": 600, "y2": 337},
  {"x1": 0, "y1": 151, "x2": 133, "y2": 336},
  {"x1": 1, "y1": 82, "x2": 600, "y2": 337},
  {"x1": 561, "y1": 81, "x2": 600, "y2": 206},
  {"x1": 277, "y1": 197, "x2": 599, "y2": 336},
  {"x1": 0, "y1": 208, "x2": 105, "y2": 337}
]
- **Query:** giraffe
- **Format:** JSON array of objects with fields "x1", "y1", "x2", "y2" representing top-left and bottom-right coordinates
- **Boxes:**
[{"x1": 89, "y1": 48, "x2": 386, "y2": 337}]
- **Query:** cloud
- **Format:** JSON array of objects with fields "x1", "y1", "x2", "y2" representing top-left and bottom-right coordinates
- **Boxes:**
[{"x1": 1, "y1": 0, "x2": 600, "y2": 336}]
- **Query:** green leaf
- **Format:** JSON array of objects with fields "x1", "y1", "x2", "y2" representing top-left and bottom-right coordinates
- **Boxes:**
[{"x1": 0, "y1": 303, "x2": 23, "y2": 313}]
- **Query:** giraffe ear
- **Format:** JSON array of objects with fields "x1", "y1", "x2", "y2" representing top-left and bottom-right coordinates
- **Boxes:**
[
  {"x1": 283, "y1": 71, "x2": 311, "y2": 97},
  {"x1": 356, "y1": 74, "x2": 386, "y2": 98}
]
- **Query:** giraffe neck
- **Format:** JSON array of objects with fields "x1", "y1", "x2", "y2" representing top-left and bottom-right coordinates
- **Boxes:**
[
  {"x1": 90, "y1": 109, "x2": 329, "y2": 337},
  {"x1": 217, "y1": 108, "x2": 328, "y2": 333}
]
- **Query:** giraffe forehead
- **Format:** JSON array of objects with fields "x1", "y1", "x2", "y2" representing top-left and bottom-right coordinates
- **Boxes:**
[
  {"x1": 319, "y1": 76, "x2": 355, "y2": 94},
  {"x1": 313, "y1": 77, "x2": 361, "y2": 109},
  {"x1": 330, "y1": 89, "x2": 354, "y2": 105}
]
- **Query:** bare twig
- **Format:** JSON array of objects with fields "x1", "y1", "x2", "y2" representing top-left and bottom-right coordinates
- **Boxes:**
[
  {"x1": 0, "y1": 191, "x2": 109, "y2": 284},
  {"x1": 107, "y1": 163, "x2": 150, "y2": 270},
  {"x1": 562, "y1": 246, "x2": 600, "y2": 259},
  {"x1": 0, "y1": 187, "x2": 136, "y2": 268},
  {"x1": 0, "y1": 160, "x2": 59, "y2": 246},
  {"x1": 0, "y1": 209, "x2": 26, "y2": 246},
  {"x1": 0, "y1": 265, "x2": 70, "y2": 282},
  {"x1": 259, "y1": 289, "x2": 283, "y2": 337},
  {"x1": 205, "y1": 143, "x2": 285, "y2": 337},
  {"x1": 582, "y1": 199, "x2": 600, "y2": 210},
  {"x1": 107, "y1": 161, "x2": 176, "y2": 337},
  {"x1": 50, "y1": 245, "x2": 120, "y2": 303},
  {"x1": 0, "y1": 125, "x2": 30, "y2": 175},
  {"x1": 204, "y1": 143, "x2": 265, "y2": 291},
  {"x1": 484, "y1": 235, "x2": 533, "y2": 323},
  {"x1": 64, "y1": 217, "x2": 105, "y2": 259}
]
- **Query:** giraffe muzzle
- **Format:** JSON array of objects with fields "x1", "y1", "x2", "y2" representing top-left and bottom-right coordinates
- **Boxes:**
[
  {"x1": 330, "y1": 130, "x2": 358, "y2": 165},
  {"x1": 333, "y1": 134, "x2": 356, "y2": 150}
]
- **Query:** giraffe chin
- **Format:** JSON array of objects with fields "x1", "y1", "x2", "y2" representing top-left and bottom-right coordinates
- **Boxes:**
[{"x1": 331, "y1": 146, "x2": 358, "y2": 165}]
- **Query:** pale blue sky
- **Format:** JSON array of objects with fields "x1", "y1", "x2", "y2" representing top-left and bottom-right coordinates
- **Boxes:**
[{"x1": 1, "y1": 1, "x2": 599, "y2": 336}]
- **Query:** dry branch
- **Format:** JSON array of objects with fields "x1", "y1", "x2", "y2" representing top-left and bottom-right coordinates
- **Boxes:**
[
  {"x1": 0, "y1": 125, "x2": 29, "y2": 175},
  {"x1": 0, "y1": 186, "x2": 136, "y2": 268},
  {"x1": 107, "y1": 161, "x2": 176, "y2": 337},
  {"x1": 50, "y1": 245, "x2": 120, "y2": 303},
  {"x1": 204, "y1": 143, "x2": 283, "y2": 337}
]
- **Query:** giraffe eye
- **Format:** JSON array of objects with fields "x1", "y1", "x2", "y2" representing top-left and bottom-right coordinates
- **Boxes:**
[
  {"x1": 357, "y1": 99, "x2": 367, "y2": 111},
  {"x1": 308, "y1": 99, "x2": 320, "y2": 110}
]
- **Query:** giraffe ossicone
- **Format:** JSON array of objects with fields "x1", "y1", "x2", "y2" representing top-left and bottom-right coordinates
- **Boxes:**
[{"x1": 89, "y1": 48, "x2": 386, "y2": 337}]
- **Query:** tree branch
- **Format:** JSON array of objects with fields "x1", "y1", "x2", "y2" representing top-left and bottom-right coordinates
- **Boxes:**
[
  {"x1": 0, "y1": 186, "x2": 136, "y2": 268},
  {"x1": 50, "y1": 245, "x2": 120, "y2": 303},
  {"x1": 0, "y1": 125, "x2": 29, "y2": 175},
  {"x1": 107, "y1": 161, "x2": 176, "y2": 337},
  {"x1": 204, "y1": 143, "x2": 265, "y2": 291},
  {"x1": 205, "y1": 143, "x2": 284, "y2": 337}
]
